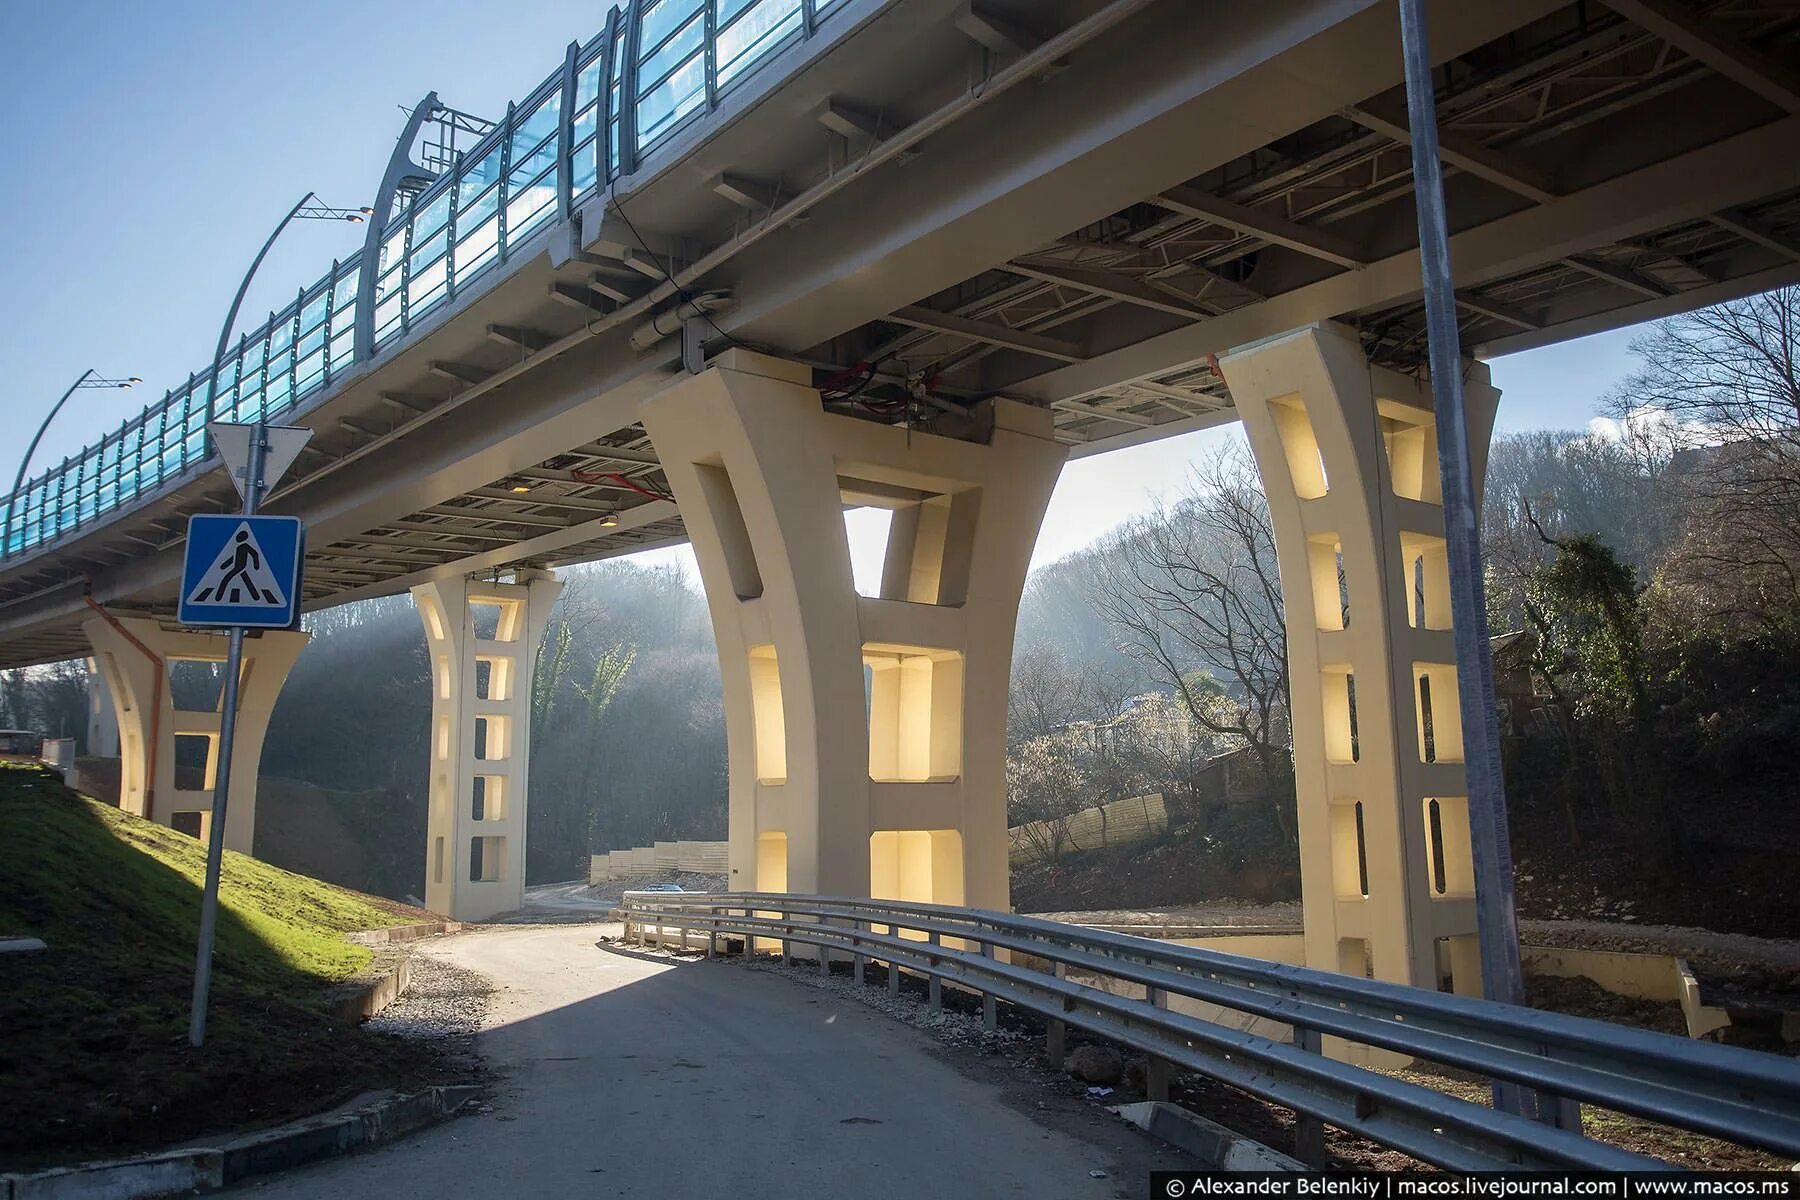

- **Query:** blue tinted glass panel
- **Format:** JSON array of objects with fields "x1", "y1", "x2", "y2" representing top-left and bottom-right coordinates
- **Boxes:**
[
  {"x1": 572, "y1": 137, "x2": 599, "y2": 195},
  {"x1": 640, "y1": 12, "x2": 701, "y2": 86},
  {"x1": 636, "y1": 54, "x2": 705, "y2": 146},
  {"x1": 512, "y1": 92, "x2": 561, "y2": 158},
  {"x1": 297, "y1": 350, "x2": 325, "y2": 393},
  {"x1": 460, "y1": 148, "x2": 502, "y2": 203},
  {"x1": 573, "y1": 106, "x2": 598, "y2": 153},
  {"x1": 505, "y1": 181, "x2": 557, "y2": 245},
  {"x1": 718, "y1": 0, "x2": 802, "y2": 88},
  {"x1": 411, "y1": 257, "x2": 448, "y2": 308},
  {"x1": 298, "y1": 323, "x2": 326, "y2": 359},
  {"x1": 639, "y1": 0, "x2": 703, "y2": 56},
  {"x1": 380, "y1": 227, "x2": 407, "y2": 274},
  {"x1": 411, "y1": 226, "x2": 449, "y2": 269},
  {"x1": 301, "y1": 289, "x2": 328, "y2": 331},
  {"x1": 329, "y1": 297, "x2": 356, "y2": 338},
  {"x1": 576, "y1": 60, "x2": 603, "y2": 110},
  {"x1": 457, "y1": 218, "x2": 499, "y2": 278},
  {"x1": 509, "y1": 136, "x2": 558, "y2": 189},
  {"x1": 414, "y1": 189, "x2": 452, "y2": 240},
  {"x1": 375, "y1": 297, "x2": 403, "y2": 344}
]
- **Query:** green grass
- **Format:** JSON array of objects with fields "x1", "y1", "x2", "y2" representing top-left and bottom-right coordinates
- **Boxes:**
[{"x1": 0, "y1": 764, "x2": 452, "y2": 1169}]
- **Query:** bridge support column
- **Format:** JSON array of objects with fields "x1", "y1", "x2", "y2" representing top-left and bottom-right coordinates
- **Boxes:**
[
  {"x1": 640, "y1": 350, "x2": 1065, "y2": 911},
  {"x1": 1219, "y1": 322, "x2": 1497, "y2": 999},
  {"x1": 85, "y1": 657, "x2": 119, "y2": 758},
  {"x1": 412, "y1": 570, "x2": 562, "y2": 921},
  {"x1": 81, "y1": 614, "x2": 308, "y2": 853}
]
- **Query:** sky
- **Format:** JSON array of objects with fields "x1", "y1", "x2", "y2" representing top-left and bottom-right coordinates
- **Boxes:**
[{"x1": 0, "y1": 2, "x2": 1651, "y2": 585}]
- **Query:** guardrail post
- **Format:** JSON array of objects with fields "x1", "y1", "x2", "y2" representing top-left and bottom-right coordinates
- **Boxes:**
[
  {"x1": 1046, "y1": 961, "x2": 1067, "y2": 1065},
  {"x1": 1145, "y1": 985, "x2": 1173, "y2": 1101},
  {"x1": 852, "y1": 921, "x2": 867, "y2": 985},
  {"x1": 928, "y1": 931, "x2": 943, "y2": 1012},
  {"x1": 981, "y1": 939, "x2": 998, "y2": 1032},
  {"x1": 817, "y1": 938, "x2": 830, "y2": 977},
  {"x1": 706, "y1": 906, "x2": 717, "y2": 959},
  {"x1": 888, "y1": 945, "x2": 902, "y2": 997},
  {"x1": 1293, "y1": 1025, "x2": 1327, "y2": 1166},
  {"x1": 1545, "y1": 1093, "x2": 1583, "y2": 1133}
]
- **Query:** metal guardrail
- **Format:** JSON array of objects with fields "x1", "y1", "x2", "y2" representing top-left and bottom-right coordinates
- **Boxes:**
[
  {"x1": 2, "y1": 0, "x2": 857, "y2": 561},
  {"x1": 619, "y1": 891, "x2": 1800, "y2": 1172}
]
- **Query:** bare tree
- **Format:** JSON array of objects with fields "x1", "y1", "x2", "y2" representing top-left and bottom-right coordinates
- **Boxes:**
[
  {"x1": 1091, "y1": 445, "x2": 1289, "y2": 767},
  {"x1": 1607, "y1": 285, "x2": 1800, "y2": 630},
  {"x1": 1005, "y1": 732, "x2": 1088, "y2": 863},
  {"x1": 1007, "y1": 644, "x2": 1130, "y2": 747}
]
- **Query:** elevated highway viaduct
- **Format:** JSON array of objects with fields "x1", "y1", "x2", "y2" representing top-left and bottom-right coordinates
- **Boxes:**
[{"x1": 3, "y1": 0, "x2": 1797, "y2": 996}]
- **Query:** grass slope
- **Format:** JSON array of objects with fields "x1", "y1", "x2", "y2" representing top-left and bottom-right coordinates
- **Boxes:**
[{"x1": 0, "y1": 764, "x2": 447, "y2": 1169}]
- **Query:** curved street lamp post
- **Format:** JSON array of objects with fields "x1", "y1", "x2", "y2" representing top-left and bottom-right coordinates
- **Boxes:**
[{"x1": 5, "y1": 371, "x2": 140, "y2": 558}]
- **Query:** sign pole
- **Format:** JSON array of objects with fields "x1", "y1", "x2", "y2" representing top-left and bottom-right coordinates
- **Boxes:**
[
  {"x1": 1394, "y1": 0, "x2": 1575, "y2": 1127},
  {"x1": 187, "y1": 422, "x2": 267, "y2": 1048}
]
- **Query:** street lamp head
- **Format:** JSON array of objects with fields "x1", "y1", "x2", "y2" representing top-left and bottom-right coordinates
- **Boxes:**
[
  {"x1": 359, "y1": 206, "x2": 375, "y2": 215},
  {"x1": 345, "y1": 213, "x2": 365, "y2": 224},
  {"x1": 75, "y1": 372, "x2": 144, "y2": 391}
]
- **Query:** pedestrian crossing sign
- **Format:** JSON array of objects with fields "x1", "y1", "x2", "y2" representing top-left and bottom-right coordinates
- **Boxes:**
[{"x1": 178, "y1": 514, "x2": 304, "y2": 628}]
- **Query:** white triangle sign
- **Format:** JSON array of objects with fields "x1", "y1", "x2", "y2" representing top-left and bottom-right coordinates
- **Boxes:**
[
  {"x1": 208, "y1": 422, "x2": 313, "y2": 503},
  {"x1": 184, "y1": 521, "x2": 290, "y2": 609}
]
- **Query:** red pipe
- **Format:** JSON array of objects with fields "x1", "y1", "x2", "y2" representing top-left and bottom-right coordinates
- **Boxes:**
[{"x1": 82, "y1": 589, "x2": 161, "y2": 821}]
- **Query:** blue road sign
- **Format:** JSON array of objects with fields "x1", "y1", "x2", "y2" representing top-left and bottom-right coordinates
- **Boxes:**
[{"x1": 178, "y1": 514, "x2": 304, "y2": 628}]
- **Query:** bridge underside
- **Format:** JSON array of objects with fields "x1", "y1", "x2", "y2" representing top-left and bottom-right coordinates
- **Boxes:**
[{"x1": 3, "y1": 0, "x2": 1797, "y2": 666}]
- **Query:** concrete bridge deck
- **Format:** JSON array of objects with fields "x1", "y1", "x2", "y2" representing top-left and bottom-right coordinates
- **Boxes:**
[{"x1": 5, "y1": 0, "x2": 1798, "y2": 666}]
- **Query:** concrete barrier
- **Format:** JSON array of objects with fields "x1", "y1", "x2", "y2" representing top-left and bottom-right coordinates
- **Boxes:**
[
  {"x1": 332, "y1": 955, "x2": 413, "y2": 1025},
  {"x1": 589, "y1": 841, "x2": 728, "y2": 883},
  {"x1": 1008, "y1": 793, "x2": 1167, "y2": 866}
]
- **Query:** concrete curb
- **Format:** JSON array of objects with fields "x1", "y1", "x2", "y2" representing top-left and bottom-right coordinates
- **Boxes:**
[
  {"x1": 593, "y1": 937, "x2": 701, "y2": 966},
  {"x1": 332, "y1": 953, "x2": 414, "y2": 1024},
  {"x1": 348, "y1": 920, "x2": 461, "y2": 947},
  {"x1": 1110, "y1": 1101, "x2": 1304, "y2": 1171},
  {"x1": 0, "y1": 1085, "x2": 484, "y2": 1200}
]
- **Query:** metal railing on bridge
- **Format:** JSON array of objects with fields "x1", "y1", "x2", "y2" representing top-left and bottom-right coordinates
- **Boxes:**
[
  {"x1": 619, "y1": 891, "x2": 1800, "y2": 1172},
  {"x1": 3, "y1": 0, "x2": 855, "y2": 561}
]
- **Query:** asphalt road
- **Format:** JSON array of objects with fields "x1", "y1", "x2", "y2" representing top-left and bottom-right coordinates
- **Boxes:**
[{"x1": 229, "y1": 924, "x2": 1174, "y2": 1198}]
